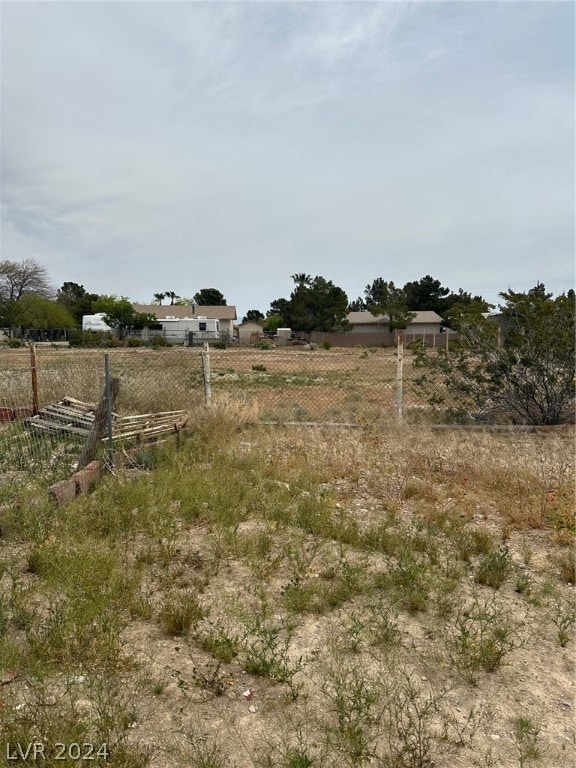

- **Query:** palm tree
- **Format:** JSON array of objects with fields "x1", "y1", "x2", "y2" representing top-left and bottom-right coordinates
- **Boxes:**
[
  {"x1": 165, "y1": 291, "x2": 180, "y2": 305},
  {"x1": 291, "y1": 273, "x2": 312, "y2": 287},
  {"x1": 153, "y1": 292, "x2": 166, "y2": 305}
]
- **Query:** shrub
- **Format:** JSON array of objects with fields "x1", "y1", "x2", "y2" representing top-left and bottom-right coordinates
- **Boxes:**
[
  {"x1": 126, "y1": 337, "x2": 142, "y2": 347},
  {"x1": 252, "y1": 364, "x2": 267, "y2": 372},
  {"x1": 414, "y1": 284, "x2": 575, "y2": 425},
  {"x1": 158, "y1": 591, "x2": 204, "y2": 636},
  {"x1": 212, "y1": 341, "x2": 228, "y2": 349},
  {"x1": 7, "y1": 338, "x2": 24, "y2": 348},
  {"x1": 322, "y1": 339, "x2": 333, "y2": 350}
]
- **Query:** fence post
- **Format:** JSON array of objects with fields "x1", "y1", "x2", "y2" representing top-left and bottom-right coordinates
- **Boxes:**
[
  {"x1": 29, "y1": 342, "x2": 39, "y2": 415},
  {"x1": 396, "y1": 332, "x2": 404, "y2": 419},
  {"x1": 104, "y1": 353, "x2": 115, "y2": 467},
  {"x1": 201, "y1": 342, "x2": 212, "y2": 406}
]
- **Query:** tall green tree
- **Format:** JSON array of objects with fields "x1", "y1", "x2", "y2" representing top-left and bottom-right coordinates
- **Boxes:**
[
  {"x1": 269, "y1": 276, "x2": 349, "y2": 333},
  {"x1": 193, "y1": 288, "x2": 227, "y2": 306},
  {"x1": 364, "y1": 279, "x2": 415, "y2": 331},
  {"x1": 290, "y1": 273, "x2": 312, "y2": 288},
  {"x1": 242, "y1": 310, "x2": 265, "y2": 323},
  {"x1": 414, "y1": 284, "x2": 575, "y2": 425},
  {"x1": 165, "y1": 291, "x2": 181, "y2": 306},
  {"x1": 403, "y1": 275, "x2": 451, "y2": 313},
  {"x1": 56, "y1": 282, "x2": 100, "y2": 325}
]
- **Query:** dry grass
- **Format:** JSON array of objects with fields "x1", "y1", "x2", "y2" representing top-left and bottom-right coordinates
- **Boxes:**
[{"x1": 0, "y1": 394, "x2": 574, "y2": 767}]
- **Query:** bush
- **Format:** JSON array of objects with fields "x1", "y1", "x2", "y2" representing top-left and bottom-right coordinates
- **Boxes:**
[
  {"x1": 150, "y1": 335, "x2": 169, "y2": 348},
  {"x1": 414, "y1": 285, "x2": 576, "y2": 425},
  {"x1": 7, "y1": 338, "x2": 24, "y2": 348},
  {"x1": 321, "y1": 339, "x2": 333, "y2": 350},
  {"x1": 212, "y1": 341, "x2": 228, "y2": 349},
  {"x1": 126, "y1": 337, "x2": 142, "y2": 347},
  {"x1": 255, "y1": 340, "x2": 275, "y2": 350},
  {"x1": 69, "y1": 330, "x2": 112, "y2": 348}
]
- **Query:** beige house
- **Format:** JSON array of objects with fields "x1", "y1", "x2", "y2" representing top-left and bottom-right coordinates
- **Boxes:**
[
  {"x1": 133, "y1": 304, "x2": 237, "y2": 338},
  {"x1": 347, "y1": 310, "x2": 444, "y2": 334},
  {"x1": 237, "y1": 321, "x2": 264, "y2": 345}
]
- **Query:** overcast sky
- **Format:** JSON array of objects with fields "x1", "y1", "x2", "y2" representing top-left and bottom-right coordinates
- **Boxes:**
[{"x1": 1, "y1": 1, "x2": 574, "y2": 318}]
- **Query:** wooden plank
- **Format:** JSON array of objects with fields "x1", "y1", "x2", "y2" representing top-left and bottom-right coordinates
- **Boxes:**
[
  {"x1": 107, "y1": 420, "x2": 188, "y2": 442},
  {"x1": 118, "y1": 410, "x2": 187, "y2": 422},
  {"x1": 61, "y1": 397, "x2": 98, "y2": 411},
  {"x1": 41, "y1": 407, "x2": 96, "y2": 426},
  {"x1": 113, "y1": 418, "x2": 186, "y2": 433},
  {"x1": 25, "y1": 419, "x2": 91, "y2": 436}
]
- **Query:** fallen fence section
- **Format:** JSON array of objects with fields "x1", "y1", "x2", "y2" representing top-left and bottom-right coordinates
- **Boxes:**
[
  {"x1": 112, "y1": 410, "x2": 188, "y2": 442},
  {"x1": 23, "y1": 397, "x2": 99, "y2": 436},
  {"x1": 24, "y1": 397, "x2": 188, "y2": 442}
]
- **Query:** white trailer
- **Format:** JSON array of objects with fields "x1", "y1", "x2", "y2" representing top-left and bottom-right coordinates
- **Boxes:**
[
  {"x1": 159, "y1": 316, "x2": 220, "y2": 344},
  {"x1": 82, "y1": 313, "x2": 112, "y2": 332}
]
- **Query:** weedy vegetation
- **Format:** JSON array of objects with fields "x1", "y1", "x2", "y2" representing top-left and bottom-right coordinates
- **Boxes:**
[{"x1": 0, "y1": 363, "x2": 573, "y2": 767}]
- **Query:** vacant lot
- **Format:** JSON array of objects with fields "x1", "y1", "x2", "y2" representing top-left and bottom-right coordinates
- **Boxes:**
[
  {"x1": 0, "y1": 345, "x2": 420, "y2": 424},
  {"x1": 0, "y1": 397, "x2": 573, "y2": 768}
]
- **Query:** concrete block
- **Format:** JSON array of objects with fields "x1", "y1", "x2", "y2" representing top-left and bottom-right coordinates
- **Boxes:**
[
  {"x1": 49, "y1": 480, "x2": 77, "y2": 506},
  {"x1": 72, "y1": 463, "x2": 101, "y2": 495}
]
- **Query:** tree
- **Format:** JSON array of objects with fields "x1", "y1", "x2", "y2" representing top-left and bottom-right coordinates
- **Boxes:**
[
  {"x1": 443, "y1": 291, "x2": 491, "y2": 327},
  {"x1": 0, "y1": 258, "x2": 53, "y2": 302},
  {"x1": 17, "y1": 295, "x2": 76, "y2": 330},
  {"x1": 364, "y1": 279, "x2": 415, "y2": 331},
  {"x1": 165, "y1": 291, "x2": 181, "y2": 306},
  {"x1": 153, "y1": 292, "x2": 166, "y2": 305},
  {"x1": 403, "y1": 275, "x2": 451, "y2": 313},
  {"x1": 56, "y1": 282, "x2": 100, "y2": 325},
  {"x1": 92, "y1": 296, "x2": 141, "y2": 339},
  {"x1": 242, "y1": 309, "x2": 265, "y2": 323},
  {"x1": 193, "y1": 288, "x2": 227, "y2": 306},
  {"x1": 269, "y1": 276, "x2": 349, "y2": 333},
  {"x1": 290, "y1": 273, "x2": 312, "y2": 288},
  {"x1": 263, "y1": 313, "x2": 284, "y2": 333},
  {"x1": 413, "y1": 284, "x2": 575, "y2": 425},
  {"x1": 348, "y1": 297, "x2": 366, "y2": 312}
]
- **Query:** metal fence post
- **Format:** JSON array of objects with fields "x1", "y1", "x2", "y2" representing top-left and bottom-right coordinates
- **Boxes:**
[
  {"x1": 104, "y1": 353, "x2": 115, "y2": 467},
  {"x1": 396, "y1": 332, "x2": 404, "y2": 419},
  {"x1": 29, "y1": 342, "x2": 39, "y2": 415},
  {"x1": 201, "y1": 342, "x2": 212, "y2": 406}
]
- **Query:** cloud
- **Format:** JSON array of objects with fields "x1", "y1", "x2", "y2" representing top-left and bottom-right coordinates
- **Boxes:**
[{"x1": 1, "y1": 1, "x2": 573, "y2": 315}]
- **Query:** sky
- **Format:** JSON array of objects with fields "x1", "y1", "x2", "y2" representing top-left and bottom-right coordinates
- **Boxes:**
[{"x1": 1, "y1": 0, "x2": 574, "y2": 320}]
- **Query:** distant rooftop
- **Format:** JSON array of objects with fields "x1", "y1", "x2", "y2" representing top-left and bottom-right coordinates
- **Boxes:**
[
  {"x1": 133, "y1": 304, "x2": 237, "y2": 320},
  {"x1": 347, "y1": 310, "x2": 443, "y2": 325}
]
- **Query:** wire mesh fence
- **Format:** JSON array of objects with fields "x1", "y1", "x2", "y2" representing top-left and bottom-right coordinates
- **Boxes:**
[{"x1": 0, "y1": 341, "x2": 433, "y2": 490}]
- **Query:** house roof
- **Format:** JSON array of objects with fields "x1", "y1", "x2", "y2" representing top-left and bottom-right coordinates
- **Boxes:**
[
  {"x1": 134, "y1": 304, "x2": 237, "y2": 320},
  {"x1": 347, "y1": 310, "x2": 444, "y2": 325}
]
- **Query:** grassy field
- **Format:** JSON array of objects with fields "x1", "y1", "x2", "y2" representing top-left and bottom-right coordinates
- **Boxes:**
[{"x1": 0, "y1": 395, "x2": 574, "y2": 767}]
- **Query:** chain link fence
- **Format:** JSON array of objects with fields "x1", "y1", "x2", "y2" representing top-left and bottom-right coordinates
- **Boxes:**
[{"x1": 0, "y1": 341, "x2": 433, "y2": 490}]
